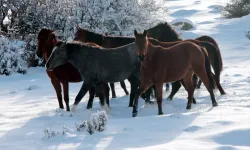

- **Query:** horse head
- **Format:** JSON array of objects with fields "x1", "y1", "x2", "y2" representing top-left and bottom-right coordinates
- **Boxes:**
[
  {"x1": 36, "y1": 28, "x2": 58, "y2": 59},
  {"x1": 134, "y1": 30, "x2": 148, "y2": 61}
]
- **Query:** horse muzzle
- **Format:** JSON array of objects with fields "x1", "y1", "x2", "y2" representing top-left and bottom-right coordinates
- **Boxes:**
[{"x1": 138, "y1": 55, "x2": 145, "y2": 61}]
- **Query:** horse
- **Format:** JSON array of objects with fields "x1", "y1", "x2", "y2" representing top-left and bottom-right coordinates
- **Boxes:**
[
  {"x1": 45, "y1": 41, "x2": 142, "y2": 112},
  {"x1": 36, "y1": 28, "x2": 110, "y2": 111},
  {"x1": 73, "y1": 26, "x2": 168, "y2": 102},
  {"x1": 132, "y1": 30, "x2": 218, "y2": 117},
  {"x1": 146, "y1": 22, "x2": 226, "y2": 94},
  {"x1": 74, "y1": 26, "x2": 130, "y2": 98},
  {"x1": 147, "y1": 38, "x2": 222, "y2": 101}
]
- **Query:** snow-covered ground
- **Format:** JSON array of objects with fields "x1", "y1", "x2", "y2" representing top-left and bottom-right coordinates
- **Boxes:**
[{"x1": 1, "y1": 0, "x2": 250, "y2": 149}]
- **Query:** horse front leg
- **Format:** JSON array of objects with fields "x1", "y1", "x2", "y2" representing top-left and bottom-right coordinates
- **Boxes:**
[
  {"x1": 132, "y1": 81, "x2": 152, "y2": 117},
  {"x1": 127, "y1": 76, "x2": 140, "y2": 107},
  {"x1": 86, "y1": 87, "x2": 95, "y2": 109},
  {"x1": 51, "y1": 78, "x2": 63, "y2": 110},
  {"x1": 62, "y1": 81, "x2": 70, "y2": 111},
  {"x1": 120, "y1": 81, "x2": 129, "y2": 95},
  {"x1": 109, "y1": 83, "x2": 116, "y2": 98},
  {"x1": 71, "y1": 81, "x2": 93, "y2": 112},
  {"x1": 95, "y1": 82, "x2": 109, "y2": 112},
  {"x1": 154, "y1": 83, "x2": 164, "y2": 115}
]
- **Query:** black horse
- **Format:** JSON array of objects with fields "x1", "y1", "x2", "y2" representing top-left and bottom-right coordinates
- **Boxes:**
[{"x1": 46, "y1": 41, "x2": 141, "y2": 112}]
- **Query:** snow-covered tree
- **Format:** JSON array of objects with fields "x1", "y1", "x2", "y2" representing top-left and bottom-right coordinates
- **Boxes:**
[{"x1": 0, "y1": 36, "x2": 27, "y2": 75}]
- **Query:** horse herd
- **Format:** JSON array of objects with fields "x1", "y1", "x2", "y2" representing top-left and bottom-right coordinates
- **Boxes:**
[{"x1": 36, "y1": 22, "x2": 226, "y2": 117}]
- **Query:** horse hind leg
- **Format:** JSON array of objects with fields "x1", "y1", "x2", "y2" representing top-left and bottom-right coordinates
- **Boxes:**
[
  {"x1": 213, "y1": 74, "x2": 226, "y2": 95},
  {"x1": 62, "y1": 81, "x2": 70, "y2": 111},
  {"x1": 120, "y1": 81, "x2": 129, "y2": 95},
  {"x1": 183, "y1": 71, "x2": 195, "y2": 109},
  {"x1": 196, "y1": 79, "x2": 202, "y2": 89},
  {"x1": 51, "y1": 78, "x2": 64, "y2": 110},
  {"x1": 193, "y1": 67, "x2": 218, "y2": 107},
  {"x1": 167, "y1": 81, "x2": 181, "y2": 101}
]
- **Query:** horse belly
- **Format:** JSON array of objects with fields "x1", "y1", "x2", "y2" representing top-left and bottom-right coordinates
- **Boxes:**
[{"x1": 163, "y1": 64, "x2": 190, "y2": 83}]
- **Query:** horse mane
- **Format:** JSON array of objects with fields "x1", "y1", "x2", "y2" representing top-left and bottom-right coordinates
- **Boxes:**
[
  {"x1": 37, "y1": 28, "x2": 53, "y2": 39},
  {"x1": 66, "y1": 40, "x2": 135, "y2": 51},
  {"x1": 148, "y1": 22, "x2": 181, "y2": 41},
  {"x1": 76, "y1": 27, "x2": 104, "y2": 45}
]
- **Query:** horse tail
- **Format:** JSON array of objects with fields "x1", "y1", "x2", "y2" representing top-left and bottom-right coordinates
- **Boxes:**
[
  {"x1": 196, "y1": 36, "x2": 223, "y2": 73},
  {"x1": 201, "y1": 47, "x2": 216, "y2": 90},
  {"x1": 200, "y1": 42, "x2": 221, "y2": 82}
]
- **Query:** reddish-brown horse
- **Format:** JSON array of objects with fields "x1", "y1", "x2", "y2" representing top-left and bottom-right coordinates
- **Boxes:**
[
  {"x1": 132, "y1": 30, "x2": 218, "y2": 117},
  {"x1": 146, "y1": 22, "x2": 224, "y2": 91},
  {"x1": 36, "y1": 29, "x2": 109, "y2": 111},
  {"x1": 148, "y1": 38, "x2": 225, "y2": 100}
]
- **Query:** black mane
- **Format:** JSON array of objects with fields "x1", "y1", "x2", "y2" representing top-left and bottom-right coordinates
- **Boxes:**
[
  {"x1": 147, "y1": 22, "x2": 181, "y2": 42},
  {"x1": 83, "y1": 29, "x2": 104, "y2": 46}
]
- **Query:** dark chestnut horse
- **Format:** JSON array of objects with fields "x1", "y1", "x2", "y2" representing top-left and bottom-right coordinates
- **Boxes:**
[
  {"x1": 146, "y1": 22, "x2": 225, "y2": 94},
  {"x1": 36, "y1": 28, "x2": 109, "y2": 111},
  {"x1": 132, "y1": 30, "x2": 218, "y2": 117}
]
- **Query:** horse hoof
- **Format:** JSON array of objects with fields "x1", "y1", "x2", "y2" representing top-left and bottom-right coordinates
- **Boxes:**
[
  {"x1": 112, "y1": 96, "x2": 117, "y2": 98},
  {"x1": 186, "y1": 104, "x2": 192, "y2": 110},
  {"x1": 193, "y1": 100, "x2": 197, "y2": 104},
  {"x1": 149, "y1": 101, "x2": 154, "y2": 104},
  {"x1": 221, "y1": 92, "x2": 226, "y2": 95},
  {"x1": 125, "y1": 92, "x2": 129, "y2": 95},
  {"x1": 86, "y1": 106, "x2": 92, "y2": 109},
  {"x1": 213, "y1": 102, "x2": 218, "y2": 107},
  {"x1": 167, "y1": 97, "x2": 172, "y2": 101},
  {"x1": 132, "y1": 111, "x2": 138, "y2": 117},
  {"x1": 158, "y1": 112, "x2": 163, "y2": 115}
]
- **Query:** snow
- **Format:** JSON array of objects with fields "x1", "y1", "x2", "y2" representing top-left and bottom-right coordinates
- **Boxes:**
[{"x1": 1, "y1": 0, "x2": 250, "y2": 149}]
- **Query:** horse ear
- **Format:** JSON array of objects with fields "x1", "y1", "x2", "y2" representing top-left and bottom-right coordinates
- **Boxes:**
[
  {"x1": 143, "y1": 30, "x2": 147, "y2": 37},
  {"x1": 76, "y1": 25, "x2": 81, "y2": 31},
  {"x1": 134, "y1": 30, "x2": 138, "y2": 37},
  {"x1": 104, "y1": 32, "x2": 108, "y2": 37}
]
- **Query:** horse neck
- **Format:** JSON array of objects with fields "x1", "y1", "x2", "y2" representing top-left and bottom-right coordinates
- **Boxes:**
[
  {"x1": 104, "y1": 36, "x2": 135, "y2": 47},
  {"x1": 145, "y1": 42, "x2": 157, "y2": 62},
  {"x1": 88, "y1": 32, "x2": 103, "y2": 45},
  {"x1": 66, "y1": 44, "x2": 91, "y2": 70}
]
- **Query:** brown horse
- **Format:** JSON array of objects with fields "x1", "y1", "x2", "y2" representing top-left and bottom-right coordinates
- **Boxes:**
[
  {"x1": 132, "y1": 30, "x2": 218, "y2": 117},
  {"x1": 146, "y1": 22, "x2": 224, "y2": 92},
  {"x1": 148, "y1": 38, "x2": 225, "y2": 100},
  {"x1": 36, "y1": 28, "x2": 109, "y2": 111}
]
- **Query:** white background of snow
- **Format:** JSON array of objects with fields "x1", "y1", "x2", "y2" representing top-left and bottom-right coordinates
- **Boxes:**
[{"x1": 1, "y1": 0, "x2": 250, "y2": 149}]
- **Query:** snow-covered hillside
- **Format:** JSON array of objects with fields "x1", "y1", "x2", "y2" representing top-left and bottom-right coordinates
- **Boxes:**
[{"x1": 1, "y1": 0, "x2": 250, "y2": 149}]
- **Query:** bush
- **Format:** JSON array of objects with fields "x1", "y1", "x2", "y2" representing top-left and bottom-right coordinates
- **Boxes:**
[
  {"x1": 0, "y1": 36, "x2": 27, "y2": 75},
  {"x1": 224, "y1": 0, "x2": 250, "y2": 18}
]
